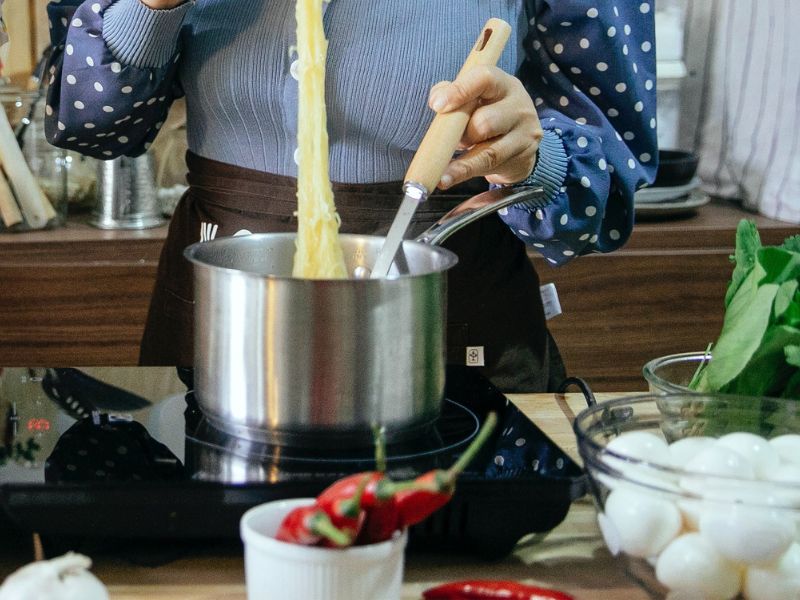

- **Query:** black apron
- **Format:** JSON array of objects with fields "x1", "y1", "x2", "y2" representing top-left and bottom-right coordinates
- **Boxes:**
[{"x1": 140, "y1": 151, "x2": 565, "y2": 392}]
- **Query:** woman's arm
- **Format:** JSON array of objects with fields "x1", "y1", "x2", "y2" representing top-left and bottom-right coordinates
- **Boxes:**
[
  {"x1": 44, "y1": 0, "x2": 193, "y2": 159},
  {"x1": 499, "y1": 0, "x2": 658, "y2": 264}
]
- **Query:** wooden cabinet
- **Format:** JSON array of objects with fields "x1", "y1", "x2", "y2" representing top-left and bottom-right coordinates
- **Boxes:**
[{"x1": 0, "y1": 200, "x2": 795, "y2": 391}]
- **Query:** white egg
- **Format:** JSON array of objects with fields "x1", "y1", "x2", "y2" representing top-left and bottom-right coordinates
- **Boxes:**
[
  {"x1": 604, "y1": 487, "x2": 682, "y2": 558},
  {"x1": 699, "y1": 499, "x2": 795, "y2": 565},
  {"x1": 680, "y1": 445, "x2": 755, "y2": 495},
  {"x1": 716, "y1": 433, "x2": 780, "y2": 479},
  {"x1": 606, "y1": 431, "x2": 672, "y2": 466},
  {"x1": 596, "y1": 511, "x2": 621, "y2": 556},
  {"x1": 669, "y1": 437, "x2": 716, "y2": 469},
  {"x1": 655, "y1": 533, "x2": 742, "y2": 600},
  {"x1": 744, "y1": 543, "x2": 800, "y2": 600},
  {"x1": 770, "y1": 435, "x2": 800, "y2": 466}
]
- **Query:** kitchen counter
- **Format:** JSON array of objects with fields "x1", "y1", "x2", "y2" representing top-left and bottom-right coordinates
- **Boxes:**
[
  {"x1": 1, "y1": 199, "x2": 797, "y2": 390},
  {"x1": 0, "y1": 392, "x2": 650, "y2": 599}
]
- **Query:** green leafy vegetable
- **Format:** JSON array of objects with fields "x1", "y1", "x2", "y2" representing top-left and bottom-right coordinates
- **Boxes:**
[{"x1": 690, "y1": 220, "x2": 800, "y2": 400}]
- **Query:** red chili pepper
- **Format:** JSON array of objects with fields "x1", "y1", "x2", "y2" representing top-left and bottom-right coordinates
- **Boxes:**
[
  {"x1": 275, "y1": 504, "x2": 351, "y2": 547},
  {"x1": 422, "y1": 580, "x2": 575, "y2": 600},
  {"x1": 395, "y1": 412, "x2": 498, "y2": 528}
]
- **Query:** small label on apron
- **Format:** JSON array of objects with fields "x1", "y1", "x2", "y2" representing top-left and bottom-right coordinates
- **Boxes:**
[
  {"x1": 540, "y1": 283, "x2": 562, "y2": 321},
  {"x1": 466, "y1": 346, "x2": 485, "y2": 367}
]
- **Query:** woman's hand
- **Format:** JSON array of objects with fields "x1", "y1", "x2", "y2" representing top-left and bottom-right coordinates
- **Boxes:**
[
  {"x1": 428, "y1": 66, "x2": 543, "y2": 189},
  {"x1": 140, "y1": 0, "x2": 186, "y2": 9}
]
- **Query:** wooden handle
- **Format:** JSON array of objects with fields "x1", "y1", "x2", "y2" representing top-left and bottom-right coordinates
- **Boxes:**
[
  {"x1": 0, "y1": 107, "x2": 54, "y2": 229},
  {"x1": 0, "y1": 166, "x2": 24, "y2": 228},
  {"x1": 404, "y1": 18, "x2": 512, "y2": 195}
]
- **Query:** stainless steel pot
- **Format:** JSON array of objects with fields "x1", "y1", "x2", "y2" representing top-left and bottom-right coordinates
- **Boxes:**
[{"x1": 184, "y1": 186, "x2": 544, "y2": 446}]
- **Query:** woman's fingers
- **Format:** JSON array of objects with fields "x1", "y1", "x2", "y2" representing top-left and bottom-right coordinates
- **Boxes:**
[
  {"x1": 441, "y1": 130, "x2": 538, "y2": 188},
  {"x1": 428, "y1": 66, "x2": 505, "y2": 112}
]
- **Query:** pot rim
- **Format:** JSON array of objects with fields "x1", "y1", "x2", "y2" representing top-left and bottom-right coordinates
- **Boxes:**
[{"x1": 183, "y1": 232, "x2": 459, "y2": 281}]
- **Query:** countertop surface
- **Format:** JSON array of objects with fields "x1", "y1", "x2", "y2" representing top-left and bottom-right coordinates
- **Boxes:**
[{"x1": 0, "y1": 392, "x2": 651, "y2": 599}]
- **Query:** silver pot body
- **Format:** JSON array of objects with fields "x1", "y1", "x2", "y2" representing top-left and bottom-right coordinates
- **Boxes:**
[{"x1": 184, "y1": 233, "x2": 458, "y2": 445}]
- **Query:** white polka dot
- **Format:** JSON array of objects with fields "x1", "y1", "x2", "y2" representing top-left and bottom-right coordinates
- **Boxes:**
[
  {"x1": 45, "y1": 105, "x2": 53, "y2": 116},
  {"x1": 537, "y1": 23, "x2": 547, "y2": 32},
  {"x1": 622, "y1": 44, "x2": 629, "y2": 56},
  {"x1": 498, "y1": 207, "x2": 508, "y2": 216},
  {"x1": 535, "y1": 209, "x2": 544, "y2": 220},
  {"x1": 66, "y1": 74, "x2": 76, "y2": 85},
  {"x1": 67, "y1": 136, "x2": 77, "y2": 142},
  {"x1": 92, "y1": 3, "x2": 101, "y2": 12},
  {"x1": 121, "y1": 86, "x2": 133, "y2": 94},
  {"x1": 71, "y1": 17, "x2": 83, "y2": 27},
  {"x1": 494, "y1": 455, "x2": 505, "y2": 466},
  {"x1": 628, "y1": 158, "x2": 636, "y2": 169},
  {"x1": 634, "y1": 101, "x2": 644, "y2": 113},
  {"x1": 66, "y1": 44, "x2": 73, "y2": 55},
  {"x1": 590, "y1": 234, "x2": 599, "y2": 243},
  {"x1": 580, "y1": 176, "x2": 591, "y2": 188},
  {"x1": 57, "y1": 121, "x2": 65, "y2": 131},
  {"x1": 84, "y1": 122, "x2": 95, "y2": 129},
  {"x1": 95, "y1": 132, "x2": 105, "y2": 138},
  {"x1": 560, "y1": 214, "x2": 569, "y2": 225},
  {"x1": 640, "y1": 152, "x2": 652, "y2": 162},
  {"x1": 623, "y1": 131, "x2": 635, "y2": 140},
  {"x1": 94, "y1": 82, "x2": 103, "y2": 92},
  {"x1": 624, "y1": 24, "x2": 631, "y2": 35},
  {"x1": 118, "y1": 136, "x2": 129, "y2": 143},
  {"x1": 641, "y1": 41, "x2": 652, "y2": 52},
  {"x1": 103, "y1": 105, "x2": 114, "y2": 113},
  {"x1": 614, "y1": 6, "x2": 620, "y2": 16},
  {"x1": 549, "y1": 63, "x2": 560, "y2": 73},
  {"x1": 579, "y1": 233, "x2": 590, "y2": 241},
  {"x1": 155, "y1": 121, "x2": 163, "y2": 130},
  {"x1": 533, "y1": 243, "x2": 545, "y2": 248},
  {"x1": 589, "y1": 86, "x2": 601, "y2": 96},
  {"x1": 134, "y1": 118, "x2": 143, "y2": 124},
  {"x1": 596, "y1": 62, "x2": 608, "y2": 72},
  {"x1": 559, "y1": 96, "x2": 569, "y2": 107},
  {"x1": 111, "y1": 62, "x2": 121, "y2": 73},
  {"x1": 598, "y1": 158, "x2": 607, "y2": 170},
  {"x1": 553, "y1": 43, "x2": 564, "y2": 54},
  {"x1": 533, "y1": 40, "x2": 542, "y2": 51},
  {"x1": 585, "y1": 205, "x2": 597, "y2": 217},
  {"x1": 144, "y1": 143, "x2": 151, "y2": 150},
  {"x1": 615, "y1": 131, "x2": 623, "y2": 141},
  {"x1": 534, "y1": 98, "x2": 544, "y2": 106},
  {"x1": 293, "y1": 147, "x2": 301, "y2": 165},
  {"x1": 607, "y1": 26, "x2": 617, "y2": 37},
  {"x1": 86, "y1": 56, "x2": 94, "y2": 67},
  {"x1": 133, "y1": 101, "x2": 143, "y2": 108},
  {"x1": 650, "y1": 117, "x2": 657, "y2": 128},
  {"x1": 607, "y1": 108, "x2": 619, "y2": 117},
  {"x1": 576, "y1": 117, "x2": 587, "y2": 125},
  {"x1": 633, "y1": 62, "x2": 639, "y2": 74},
  {"x1": 561, "y1": 21, "x2": 572, "y2": 27},
  {"x1": 645, "y1": 79, "x2": 653, "y2": 91},
  {"x1": 640, "y1": 2, "x2": 651, "y2": 13},
  {"x1": 147, "y1": 97, "x2": 157, "y2": 105},
  {"x1": 577, "y1": 136, "x2": 588, "y2": 148},
  {"x1": 547, "y1": 258, "x2": 557, "y2": 264},
  {"x1": 587, "y1": 7, "x2": 599, "y2": 18},
  {"x1": 290, "y1": 60, "x2": 300, "y2": 81},
  {"x1": 580, "y1": 38, "x2": 590, "y2": 49},
  {"x1": 563, "y1": 250, "x2": 575, "y2": 257},
  {"x1": 615, "y1": 82, "x2": 627, "y2": 93},
  {"x1": 102, "y1": 151, "x2": 113, "y2": 156},
  {"x1": 610, "y1": 229, "x2": 621, "y2": 240},
  {"x1": 517, "y1": 229, "x2": 530, "y2": 237},
  {"x1": 73, "y1": 100, "x2": 84, "y2": 109}
]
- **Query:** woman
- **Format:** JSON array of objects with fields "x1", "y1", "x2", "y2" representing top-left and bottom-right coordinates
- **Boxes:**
[{"x1": 44, "y1": 0, "x2": 657, "y2": 392}]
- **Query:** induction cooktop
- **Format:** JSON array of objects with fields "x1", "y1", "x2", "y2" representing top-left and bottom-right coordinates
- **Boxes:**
[{"x1": 0, "y1": 366, "x2": 586, "y2": 560}]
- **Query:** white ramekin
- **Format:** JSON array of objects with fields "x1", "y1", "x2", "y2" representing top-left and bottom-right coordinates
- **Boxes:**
[{"x1": 240, "y1": 497, "x2": 407, "y2": 600}]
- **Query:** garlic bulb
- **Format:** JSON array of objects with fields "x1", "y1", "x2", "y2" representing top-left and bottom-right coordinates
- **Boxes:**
[{"x1": 0, "y1": 552, "x2": 108, "y2": 600}]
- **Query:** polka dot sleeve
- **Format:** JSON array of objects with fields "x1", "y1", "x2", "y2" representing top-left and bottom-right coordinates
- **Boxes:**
[
  {"x1": 500, "y1": 0, "x2": 658, "y2": 265},
  {"x1": 44, "y1": 0, "x2": 191, "y2": 159}
]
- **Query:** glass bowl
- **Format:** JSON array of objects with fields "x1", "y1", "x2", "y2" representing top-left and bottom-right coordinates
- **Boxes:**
[
  {"x1": 574, "y1": 393, "x2": 800, "y2": 600},
  {"x1": 643, "y1": 351, "x2": 711, "y2": 394}
]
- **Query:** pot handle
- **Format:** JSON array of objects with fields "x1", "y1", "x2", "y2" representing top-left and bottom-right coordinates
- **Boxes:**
[{"x1": 414, "y1": 185, "x2": 546, "y2": 247}]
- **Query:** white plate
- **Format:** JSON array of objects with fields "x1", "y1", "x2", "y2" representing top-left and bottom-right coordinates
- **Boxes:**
[
  {"x1": 634, "y1": 177, "x2": 702, "y2": 204},
  {"x1": 635, "y1": 190, "x2": 710, "y2": 218}
]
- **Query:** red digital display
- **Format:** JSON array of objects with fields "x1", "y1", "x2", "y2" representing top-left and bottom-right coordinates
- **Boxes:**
[{"x1": 27, "y1": 418, "x2": 51, "y2": 432}]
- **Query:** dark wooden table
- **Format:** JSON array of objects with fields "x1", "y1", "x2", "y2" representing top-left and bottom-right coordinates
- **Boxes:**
[{"x1": 0, "y1": 199, "x2": 795, "y2": 390}]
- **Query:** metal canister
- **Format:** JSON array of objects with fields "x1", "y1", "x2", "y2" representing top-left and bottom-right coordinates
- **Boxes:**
[{"x1": 92, "y1": 154, "x2": 165, "y2": 229}]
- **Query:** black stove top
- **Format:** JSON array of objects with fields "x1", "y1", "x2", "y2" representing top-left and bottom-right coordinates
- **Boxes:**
[{"x1": 0, "y1": 366, "x2": 585, "y2": 559}]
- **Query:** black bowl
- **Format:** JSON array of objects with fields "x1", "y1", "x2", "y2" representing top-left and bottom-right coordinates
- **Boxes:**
[{"x1": 652, "y1": 150, "x2": 699, "y2": 188}]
